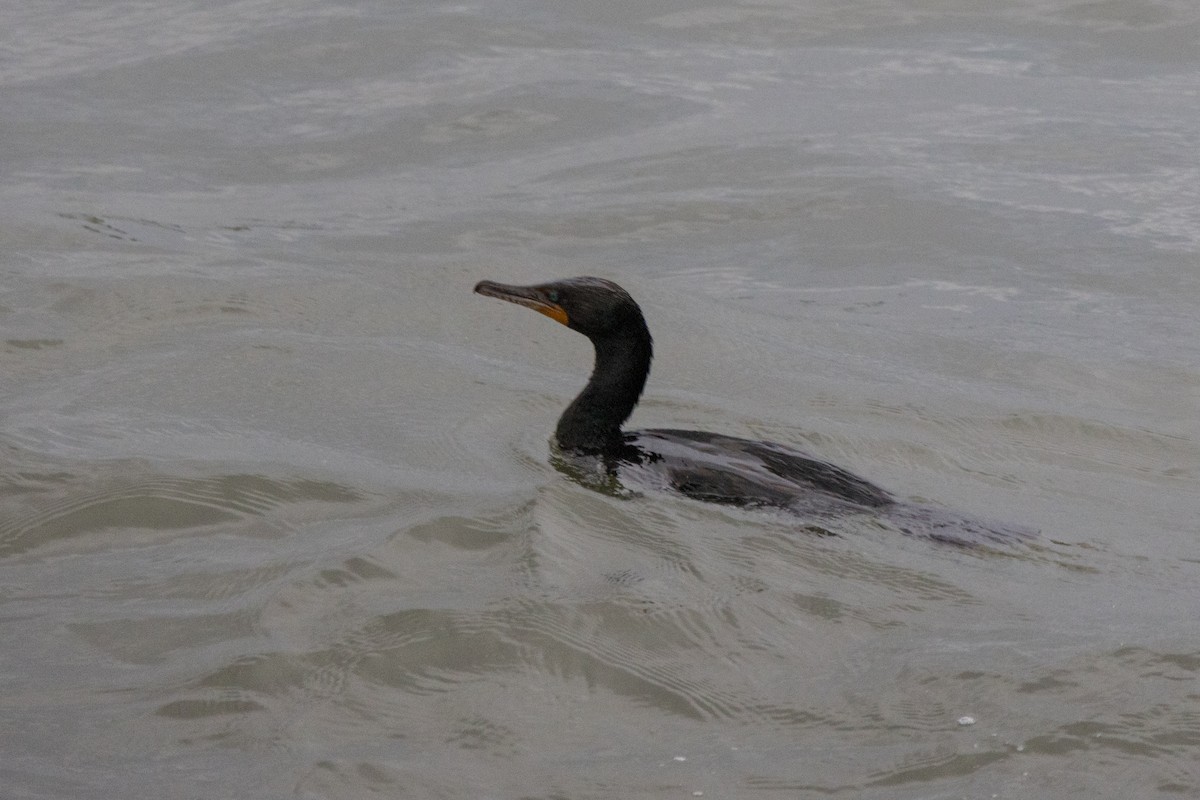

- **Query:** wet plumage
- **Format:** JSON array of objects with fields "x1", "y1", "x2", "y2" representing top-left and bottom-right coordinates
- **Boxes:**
[{"x1": 474, "y1": 276, "x2": 1032, "y2": 544}]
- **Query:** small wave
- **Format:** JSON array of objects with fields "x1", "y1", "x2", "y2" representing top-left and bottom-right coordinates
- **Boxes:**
[{"x1": 0, "y1": 469, "x2": 362, "y2": 559}]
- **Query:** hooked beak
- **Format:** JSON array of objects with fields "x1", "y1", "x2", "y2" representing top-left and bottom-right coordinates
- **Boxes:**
[{"x1": 474, "y1": 280, "x2": 569, "y2": 326}]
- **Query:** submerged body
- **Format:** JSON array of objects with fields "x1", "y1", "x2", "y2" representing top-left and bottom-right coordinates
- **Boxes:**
[
  {"x1": 475, "y1": 276, "x2": 1031, "y2": 544},
  {"x1": 613, "y1": 429, "x2": 891, "y2": 512}
]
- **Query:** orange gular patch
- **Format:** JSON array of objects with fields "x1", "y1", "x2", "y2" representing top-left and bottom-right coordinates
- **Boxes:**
[{"x1": 535, "y1": 304, "x2": 570, "y2": 326}]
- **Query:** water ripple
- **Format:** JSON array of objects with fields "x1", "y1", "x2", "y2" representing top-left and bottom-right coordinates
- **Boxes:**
[{"x1": 0, "y1": 469, "x2": 362, "y2": 559}]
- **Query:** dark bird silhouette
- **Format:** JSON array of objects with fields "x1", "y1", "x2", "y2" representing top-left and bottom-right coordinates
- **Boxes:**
[{"x1": 475, "y1": 276, "x2": 1033, "y2": 544}]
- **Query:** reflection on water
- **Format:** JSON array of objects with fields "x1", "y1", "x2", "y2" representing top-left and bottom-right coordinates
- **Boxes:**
[{"x1": 2, "y1": 0, "x2": 1198, "y2": 797}]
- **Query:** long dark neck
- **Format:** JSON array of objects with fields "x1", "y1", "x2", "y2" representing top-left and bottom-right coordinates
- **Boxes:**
[{"x1": 555, "y1": 321, "x2": 653, "y2": 452}]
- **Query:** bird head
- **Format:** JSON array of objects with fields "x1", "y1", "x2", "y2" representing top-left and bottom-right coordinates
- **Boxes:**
[{"x1": 474, "y1": 276, "x2": 643, "y2": 340}]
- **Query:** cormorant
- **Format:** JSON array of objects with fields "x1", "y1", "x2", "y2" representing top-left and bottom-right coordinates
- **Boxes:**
[{"x1": 474, "y1": 276, "x2": 1032, "y2": 543}]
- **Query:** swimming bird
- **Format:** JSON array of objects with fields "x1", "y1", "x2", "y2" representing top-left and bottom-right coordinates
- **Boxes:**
[{"x1": 474, "y1": 276, "x2": 1032, "y2": 542}]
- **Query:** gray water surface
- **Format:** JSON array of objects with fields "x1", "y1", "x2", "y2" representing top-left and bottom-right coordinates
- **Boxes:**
[{"x1": 2, "y1": 2, "x2": 1198, "y2": 798}]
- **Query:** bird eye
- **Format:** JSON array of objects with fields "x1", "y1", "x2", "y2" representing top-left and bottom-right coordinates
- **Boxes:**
[{"x1": 547, "y1": 290, "x2": 560, "y2": 304}]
